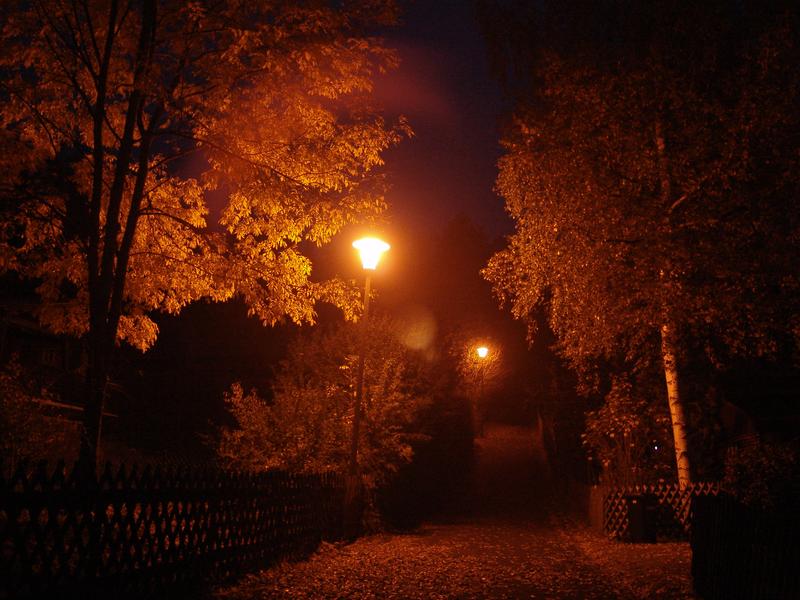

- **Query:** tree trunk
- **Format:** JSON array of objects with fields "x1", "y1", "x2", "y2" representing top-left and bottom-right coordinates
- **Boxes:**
[
  {"x1": 660, "y1": 321, "x2": 692, "y2": 488},
  {"x1": 655, "y1": 116, "x2": 692, "y2": 489},
  {"x1": 77, "y1": 0, "x2": 157, "y2": 477},
  {"x1": 78, "y1": 327, "x2": 110, "y2": 478}
]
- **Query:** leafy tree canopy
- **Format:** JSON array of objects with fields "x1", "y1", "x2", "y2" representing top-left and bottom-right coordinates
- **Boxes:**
[
  {"x1": 0, "y1": 0, "x2": 407, "y2": 349},
  {"x1": 0, "y1": 0, "x2": 408, "y2": 466},
  {"x1": 483, "y1": 0, "x2": 800, "y2": 382}
]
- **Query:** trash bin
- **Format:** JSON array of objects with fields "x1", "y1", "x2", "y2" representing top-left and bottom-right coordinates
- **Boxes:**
[{"x1": 625, "y1": 494, "x2": 657, "y2": 543}]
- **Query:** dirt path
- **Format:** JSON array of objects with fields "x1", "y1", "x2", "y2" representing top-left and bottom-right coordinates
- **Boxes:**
[{"x1": 214, "y1": 424, "x2": 694, "y2": 599}]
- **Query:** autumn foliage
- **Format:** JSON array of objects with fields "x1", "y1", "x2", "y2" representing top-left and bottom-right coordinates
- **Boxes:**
[
  {"x1": 216, "y1": 316, "x2": 430, "y2": 490},
  {"x1": 481, "y1": 1, "x2": 800, "y2": 485},
  {"x1": 0, "y1": 0, "x2": 407, "y2": 468}
]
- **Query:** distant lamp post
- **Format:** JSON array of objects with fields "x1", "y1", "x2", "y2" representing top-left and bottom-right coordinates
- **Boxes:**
[
  {"x1": 472, "y1": 343, "x2": 492, "y2": 437},
  {"x1": 345, "y1": 236, "x2": 389, "y2": 537}
]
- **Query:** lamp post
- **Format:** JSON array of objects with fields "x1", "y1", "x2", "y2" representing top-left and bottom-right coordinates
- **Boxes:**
[
  {"x1": 348, "y1": 237, "x2": 390, "y2": 476},
  {"x1": 473, "y1": 345, "x2": 490, "y2": 437},
  {"x1": 344, "y1": 237, "x2": 389, "y2": 537}
]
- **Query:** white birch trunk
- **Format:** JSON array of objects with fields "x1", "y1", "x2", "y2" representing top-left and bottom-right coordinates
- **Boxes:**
[
  {"x1": 660, "y1": 321, "x2": 692, "y2": 488},
  {"x1": 655, "y1": 117, "x2": 692, "y2": 489}
]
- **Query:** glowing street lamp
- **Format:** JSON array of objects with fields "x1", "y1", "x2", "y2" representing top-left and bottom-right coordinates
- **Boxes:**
[
  {"x1": 353, "y1": 237, "x2": 390, "y2": 271},
  {"x1": 476, "y1": 346, "x2": 489, "y2": 359},
  {"x1": 350, "y1": 237, "x2": 390, "y2": 320},
  {"x1": 345, "y1": 236, "x2": 389, "y2": 536}
]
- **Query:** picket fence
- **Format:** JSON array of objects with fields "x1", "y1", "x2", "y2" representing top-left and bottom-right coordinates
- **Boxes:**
[
  {"x1": 590, "y1": 481, "x2": 720, "y2": 540},
  {"x1": 0, "y1": 460, "x2": 344, "y2": 598}
]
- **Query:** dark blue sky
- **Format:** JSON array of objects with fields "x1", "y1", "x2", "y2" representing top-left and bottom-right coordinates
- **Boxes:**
[{"x1": 375, "y1": 0, "x2": 511, "y2": 238}]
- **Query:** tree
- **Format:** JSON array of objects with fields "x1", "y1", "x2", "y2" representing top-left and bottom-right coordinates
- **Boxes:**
[
  {"x1": 0, "y1": 0, "x2": 408, "y2": 471},
  {"x1": 481, "y1": 1, "x2": 800, "y2": 487},
  {"x1": 216, "y1": 315, "x2": 430, "y2": 490}
]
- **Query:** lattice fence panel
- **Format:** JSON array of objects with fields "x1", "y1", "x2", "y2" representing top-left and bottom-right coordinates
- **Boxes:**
[
  {"x1": 0, "y1": 460, "x2": 344, "y2": 598},
  {"x1": 601, "y1": 481, "x2": 720, "y2": 540}
]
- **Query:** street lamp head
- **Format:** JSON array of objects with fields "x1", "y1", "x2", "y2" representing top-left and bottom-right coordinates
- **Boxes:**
[
  {"x1": 353, "y1": 237, "x2": 390, "y2": 270},
  {"x1": 476, "y1": 346, "x2": 489, "y2": 359}
]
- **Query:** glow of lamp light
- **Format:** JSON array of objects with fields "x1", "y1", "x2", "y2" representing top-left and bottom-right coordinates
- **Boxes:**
[
  {"x1": 353, "y1": 237, "x2": 390, "y2": 270},
  {"x1": 476, "y1": 346, "x2": 489, "y2": 359}
]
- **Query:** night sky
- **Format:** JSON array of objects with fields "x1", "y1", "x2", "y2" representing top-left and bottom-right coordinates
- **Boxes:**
[
  {"x1": 375, "y1": 0, "x2": 510, "y2": 237},
  {"x1": 318, "y1": 0, "x2": 513, "y2": 313}
]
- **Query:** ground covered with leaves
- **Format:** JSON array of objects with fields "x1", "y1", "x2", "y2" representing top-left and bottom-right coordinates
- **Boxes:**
[
  {"x1": 214, "y1": 517, "x2": 694, "y2": 599},
  {"x1": 564, "y1": 524, "x2": 694, "y2": 599},
  {"x1": 214, "y1": 425, "x2": 695, "y2": 599}
]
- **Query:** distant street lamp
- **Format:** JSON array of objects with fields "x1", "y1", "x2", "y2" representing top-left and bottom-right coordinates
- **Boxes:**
[
  {"x1": 473, "y1": 344, "x2": 491, "y2": 437},
  {"x1": 344, "y1": 236, "x2": 389, "y2": 537}
]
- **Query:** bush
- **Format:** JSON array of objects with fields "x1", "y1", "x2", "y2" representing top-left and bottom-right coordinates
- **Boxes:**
[
  {"x1": 723, "y1": 440, "x2": 799, "y2": 510},
  {"x1": 0, "y1": 357, "x2": 78, "y2": 470},
  {"x1": 215, "y1": 316, "x2": 431, "y2": 491},
  {"x1": 582, "y1": 377, "x2": 674, "y2": 485}
]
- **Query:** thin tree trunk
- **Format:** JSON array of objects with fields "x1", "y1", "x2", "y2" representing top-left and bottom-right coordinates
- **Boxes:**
[
  {"x1": 655, "y1": 116, "x2": 692, "y2": 489},
  {"x1": 660, "y1": 321, "x2": 692, "y2": 488}
]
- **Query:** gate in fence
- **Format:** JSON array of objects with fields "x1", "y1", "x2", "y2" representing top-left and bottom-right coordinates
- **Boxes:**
[{"x1": 0, "y1": 460, "x2": 344, "y2": 598}]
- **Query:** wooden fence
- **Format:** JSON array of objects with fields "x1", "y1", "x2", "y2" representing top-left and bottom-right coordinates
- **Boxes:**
[
  {"x1": 0, "y1": 460, "x2": 344, "y2": 598},
  {"x1": 691, "y1": 493, "x2": 800, "y2": 600},
  {"x1": 589, "y1": 481, "x2": 719, "y2": 540}
]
